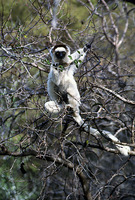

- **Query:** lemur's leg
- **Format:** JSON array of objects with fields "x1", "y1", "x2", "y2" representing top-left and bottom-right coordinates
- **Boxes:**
[
  {"x1": 72, "y1": 109, "x2": 84, "y2": 126},
  {"x1": 66, "y1": 92, "x2": 84, "y2": 126},
  {"x1": 45, "y1": 101, "x2": 63, "y2": 113}
]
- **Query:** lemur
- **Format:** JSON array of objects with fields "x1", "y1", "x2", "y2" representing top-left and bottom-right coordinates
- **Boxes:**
[{"x1": 45, "y1": 44, "x2": 131, "y2": 156}]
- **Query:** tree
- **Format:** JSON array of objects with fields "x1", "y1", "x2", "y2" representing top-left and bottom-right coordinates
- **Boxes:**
[{"x1": 0, "y1": 0, "x2": 135, "y2": 199}]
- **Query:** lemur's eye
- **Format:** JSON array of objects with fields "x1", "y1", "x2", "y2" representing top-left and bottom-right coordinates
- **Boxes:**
[{"x1": 55, "y1": 51, "x2": 66, "y2": 59}]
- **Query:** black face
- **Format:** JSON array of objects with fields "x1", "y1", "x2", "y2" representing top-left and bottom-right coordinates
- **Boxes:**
[{"x1": 55, "y1": 51, "x2": 66, "y2": 59}]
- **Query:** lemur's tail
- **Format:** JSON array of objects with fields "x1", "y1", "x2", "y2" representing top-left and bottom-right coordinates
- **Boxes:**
[
  {"x1": 45, "y1": 101, "x2": 131, "y2": 156},
  {"x1": 82, "y1": 124, "x2": 131, "y2": 156}
]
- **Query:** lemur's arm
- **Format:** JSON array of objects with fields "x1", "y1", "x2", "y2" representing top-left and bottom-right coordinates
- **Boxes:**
[
  {"x1": 68, "y1": 48, "x2": 86, "y2": 75},
  {"x1": 68, "y1": 44, "x2": 92, "y2": 75},
  {"x1": 69, "y1": 43, "x2": 91, "y2": 64},
  {"x1": 69, "y1": 48, "x2": 86, "y2": 65}
]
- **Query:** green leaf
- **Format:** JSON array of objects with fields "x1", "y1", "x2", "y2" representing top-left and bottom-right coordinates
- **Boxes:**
[
  {"x1": 45, "y1": 59, "x2": 51, "y2": 65},
  {"x1": 86, "y1": 140, "x2": 89, "y2": 145},
  {"x1": 74, "y1": 59, "x2": 79, "y2": 68},
  {"x1": 59, "y1": 65, "x2": 64, "y2": 71},
  {"x1": 68, "y1": 55, "x2": 72, "y2": 60}
]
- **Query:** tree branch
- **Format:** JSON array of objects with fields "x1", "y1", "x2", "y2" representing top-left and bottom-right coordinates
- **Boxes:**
[
  {"x1": 91, "y1": 83, "x2": 135, "y2": 105},
  {"x1": 0, "y1": 147, "x2": 92, "y2": 200}
]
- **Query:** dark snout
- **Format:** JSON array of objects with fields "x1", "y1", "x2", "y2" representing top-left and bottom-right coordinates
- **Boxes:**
[{"x1": 55, "y1": 51, "x2": 66, "y2": 59}]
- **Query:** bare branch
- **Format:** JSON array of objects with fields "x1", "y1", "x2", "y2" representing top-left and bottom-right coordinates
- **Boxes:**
[{"x1": 91, "y1": 83, "x2": 135, "y2": 105}]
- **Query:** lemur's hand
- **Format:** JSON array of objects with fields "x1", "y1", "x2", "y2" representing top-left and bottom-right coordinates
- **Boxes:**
[
  {"x1": 86, "y1": 43, "x2": 91, "y2": 49},
  {"x1": 84, "y1": 36, "x2": 95, "y2": 52},
  {"x1": 84, "y1": 43, "x2": 91, "y2": 52}
]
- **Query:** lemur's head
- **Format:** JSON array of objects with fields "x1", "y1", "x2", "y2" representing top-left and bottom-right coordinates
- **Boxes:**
[{"x1": 50, "y1": 44, "x2": 71, "y2": 64}]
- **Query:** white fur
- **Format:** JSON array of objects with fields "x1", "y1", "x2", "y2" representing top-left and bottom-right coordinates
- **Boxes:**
[
  {"x1": 45, "y1": 45, "x2": 131, "y2": 156},
  {"x1": 85, "y1": 127, "x2": 130, "y2": 156},
  {"x1": 45, "y1": 101, "x2": 63, "y2": 113},
  {"x1": 45, "y1": 46, "x2": 86, "y2": 124},
  {"x1": 54, "y1": 47, "x2": 66, "y2": 52}
]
